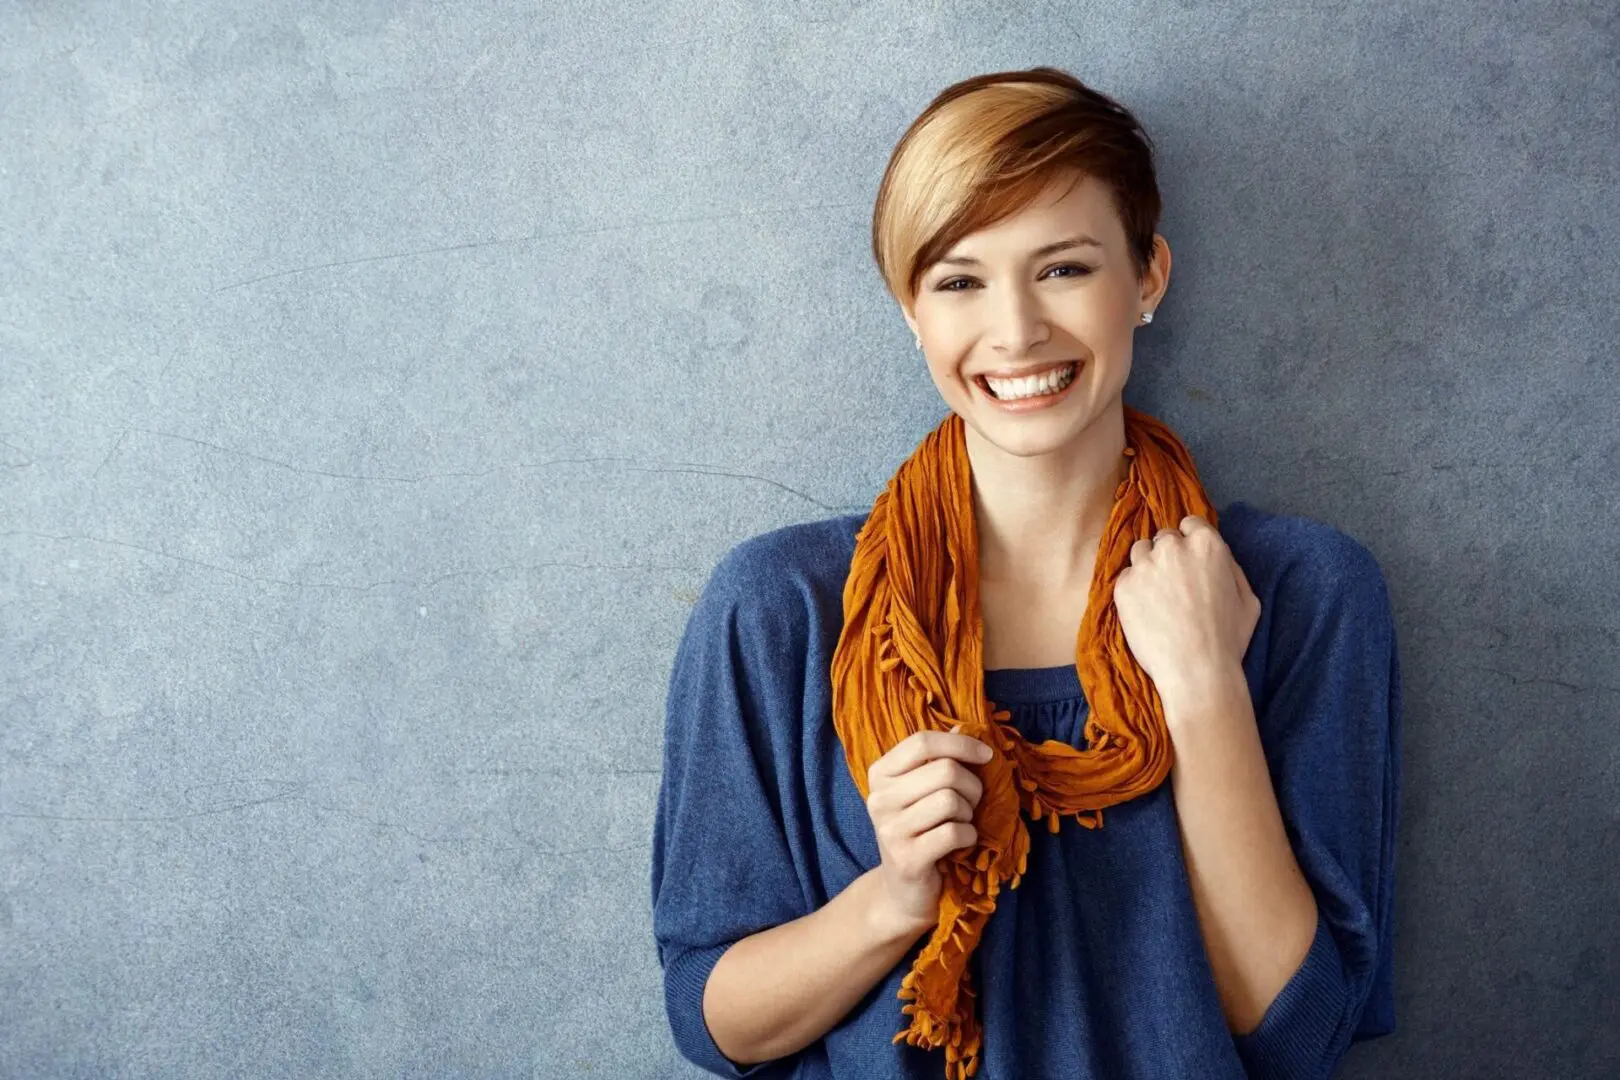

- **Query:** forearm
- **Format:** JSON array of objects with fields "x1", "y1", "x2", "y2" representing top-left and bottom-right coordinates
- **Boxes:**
[
  {"x1": 1160, "y1": 666, "x2": 1319, "y2": 1035},
  {"x1": 703, "y1": 866, "x2": 933, "y2": 1064}
]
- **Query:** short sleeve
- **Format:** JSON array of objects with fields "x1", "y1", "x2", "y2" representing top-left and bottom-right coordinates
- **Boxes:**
[
  {"x1": 650, "y1": 543, "x2": 815, "y2": 1078},
  {"x1": 1232, "y1": 531, "x2": 1403, "y2": 1079}
]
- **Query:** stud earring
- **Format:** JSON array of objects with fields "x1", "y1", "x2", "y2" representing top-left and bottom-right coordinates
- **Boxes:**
[
  {"x1": 914, "y1": 335, "x2": 922, "y2": 350},
  {"x1": 1140, "y1": 311, "x2": 1154, "y2": 324}
]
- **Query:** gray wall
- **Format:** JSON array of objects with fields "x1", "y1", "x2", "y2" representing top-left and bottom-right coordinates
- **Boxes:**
[{"x1": 2, "y1": 2, "x2": 1615, "y2": 1077}]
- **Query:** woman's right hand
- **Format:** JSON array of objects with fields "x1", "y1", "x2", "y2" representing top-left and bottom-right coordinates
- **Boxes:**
[{"x1": 864, "y1": 724, "x2": 995, "y2": 933}]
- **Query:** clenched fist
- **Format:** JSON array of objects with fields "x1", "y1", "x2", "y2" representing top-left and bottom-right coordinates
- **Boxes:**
[{"x1": 863, "y1": 725, "x2": 995, "y2": 934}]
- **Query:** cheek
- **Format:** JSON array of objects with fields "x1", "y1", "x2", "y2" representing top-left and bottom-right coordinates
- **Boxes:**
[{"x1": 932, "y1": 362, "x2": 974, "y2": 398}]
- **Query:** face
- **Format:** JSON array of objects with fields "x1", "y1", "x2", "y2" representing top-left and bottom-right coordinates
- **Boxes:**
[{"x1": 904, "y1": 170, "x2": 1170, "y2": 459}]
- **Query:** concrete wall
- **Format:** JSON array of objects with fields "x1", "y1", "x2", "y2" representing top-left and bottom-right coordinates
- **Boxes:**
[{"x1": 3, "y1": 2, "x2": 1615, "y2": 1076}]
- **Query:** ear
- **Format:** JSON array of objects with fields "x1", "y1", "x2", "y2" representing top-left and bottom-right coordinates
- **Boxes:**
[
  {"x1": 900, "y1": 304, "x2": 919, "y2": 339},
  {"x1": 1139, "y1": 234, "x2": 1172, "y2": 311}
]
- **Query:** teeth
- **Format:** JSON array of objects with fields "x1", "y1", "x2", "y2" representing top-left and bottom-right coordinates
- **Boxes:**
[{"x1": 983, "y1": 363, "x2": 1075, "y2": 401}]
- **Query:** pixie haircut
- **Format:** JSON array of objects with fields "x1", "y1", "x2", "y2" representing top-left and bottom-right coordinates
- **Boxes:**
[{"x1": 872, "y1": 67, "x2": 1163, "y2": 312}]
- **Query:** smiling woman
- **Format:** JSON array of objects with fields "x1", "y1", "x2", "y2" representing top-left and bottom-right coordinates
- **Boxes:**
[
  {"x1": 904, "y1": 170, "x2": 1155, "y2": 427},
  {"x1": 652, "y1": 66, "x2": 1401, "y2": 1080}
]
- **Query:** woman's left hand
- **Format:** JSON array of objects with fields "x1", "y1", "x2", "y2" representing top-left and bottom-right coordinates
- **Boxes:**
[{"x1": 1111, "y1": 514, "x2": 1261, "y2": 705}]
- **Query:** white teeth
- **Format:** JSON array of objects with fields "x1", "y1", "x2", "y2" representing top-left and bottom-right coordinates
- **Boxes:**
[{"x1": 983, "y1": 363, "x2": 1075, "y2": 401}]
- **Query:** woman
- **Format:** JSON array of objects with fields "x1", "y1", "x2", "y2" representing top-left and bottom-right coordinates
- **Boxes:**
[{"x1": 651, "y1": 67, "x2": 1401, "y2": 1080}]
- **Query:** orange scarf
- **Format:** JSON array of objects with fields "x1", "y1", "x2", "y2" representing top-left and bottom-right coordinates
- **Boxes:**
[{"x1": 829, "y1": 403, "x2": 1218, "y2": 1080}]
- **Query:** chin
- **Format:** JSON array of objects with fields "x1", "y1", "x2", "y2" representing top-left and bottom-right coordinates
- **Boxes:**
[{"x1": 961, "y1": 411, "x2": 1087, "y2": 459}]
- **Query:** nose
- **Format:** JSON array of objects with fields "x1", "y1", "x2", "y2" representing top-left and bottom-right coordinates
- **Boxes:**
[{"x1": 984, "y1": 283, "x2": 1051, "y2": 354}]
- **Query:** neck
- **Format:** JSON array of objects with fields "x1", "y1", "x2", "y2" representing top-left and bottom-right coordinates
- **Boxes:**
[{"x1": 965, "y1": 397, "x2": 1131, "y2": 592}]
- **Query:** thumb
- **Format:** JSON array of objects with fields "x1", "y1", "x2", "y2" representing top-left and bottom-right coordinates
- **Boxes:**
[{"x1": 1230, "y1": 555, "x2": 1256, "y2": 602}]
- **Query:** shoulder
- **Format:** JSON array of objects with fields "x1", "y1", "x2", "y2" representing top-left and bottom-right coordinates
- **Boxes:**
[
  {"x1": 1217, "y1": 499, "x2": 1393, "y2": 619},
  {"x1": 1219, "y1": 501, "x2": 1398, "y2": 728},
  {"x1": 1218, "y1": 505, "x2": 1401, "y2": 795},
  {"x1": 709, "y1": 512, "x2": 866, "y2": 599},
  {"x1": 692, "y1": 511, "x2": 868, "y2": 648}
]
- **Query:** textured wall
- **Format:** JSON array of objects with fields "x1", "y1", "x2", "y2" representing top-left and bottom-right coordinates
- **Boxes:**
[{"x1": 2, "y1": 2, "x2": 1616, "y2": 1077}]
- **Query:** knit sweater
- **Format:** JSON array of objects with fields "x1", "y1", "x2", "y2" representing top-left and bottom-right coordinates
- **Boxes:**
[{"x1": 651, "y1": 500, "x2": 1401, "y2": 1080}]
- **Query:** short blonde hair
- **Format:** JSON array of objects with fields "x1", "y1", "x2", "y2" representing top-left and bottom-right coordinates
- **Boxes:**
[{"x1": 872, "y1": 67, "x2": 1163, "y2": 311}]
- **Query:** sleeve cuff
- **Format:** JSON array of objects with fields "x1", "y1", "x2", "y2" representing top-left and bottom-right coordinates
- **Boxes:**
[
  {"x1": 1231, "y1": 910, "x2": 1351, "y2": 1080},
  {"x1": 664, "y1": 941, "x2": 802, "y2": 1078}
]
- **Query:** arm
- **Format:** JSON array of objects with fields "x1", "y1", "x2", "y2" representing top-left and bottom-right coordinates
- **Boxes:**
[
  {"x1": 652, "y1": 539, "x2": 933, "y2": 1076},
  {"x1": 704, "y1": 867, "x2": 932, "y2": 1064},
  {"x1": 1161, "y1": 668, "x2": 1320, "y2": 1035},
  {"x1": 1161, "y1": 531, "x2": 1402, "y2": 1079}
]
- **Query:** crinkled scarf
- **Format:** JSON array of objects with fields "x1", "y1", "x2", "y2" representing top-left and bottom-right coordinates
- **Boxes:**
[{"x1": 828, "y1": 404, "x2": 1218, "y2": 1080}]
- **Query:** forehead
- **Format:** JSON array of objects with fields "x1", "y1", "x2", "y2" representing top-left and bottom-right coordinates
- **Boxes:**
[{"x1": 945, "y1": 173, "x2": 1120, "y2": 255}]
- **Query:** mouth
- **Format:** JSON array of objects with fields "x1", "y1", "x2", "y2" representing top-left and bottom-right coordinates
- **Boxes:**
[{"x1": 973, "y1": 360, "x2": 1080, "y2": 404}]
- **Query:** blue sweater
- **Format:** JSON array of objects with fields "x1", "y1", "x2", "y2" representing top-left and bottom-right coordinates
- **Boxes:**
[{"x1": 651, "y1": 500, "x2": 1402, "y2": 1080}]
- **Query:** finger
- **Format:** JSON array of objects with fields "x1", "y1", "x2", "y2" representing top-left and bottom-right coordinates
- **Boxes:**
[
  {"x1": 888, "y1": 756, "x2": 985, "y2": 813},
  {"x1": 915, "y1": 819, "x2": 979, "y2": 864},
  {"x1": 894, "y1": 786, "x2": 974, "y2": 839},
  {"x1": 870, "y1": 727, "x2": 992, "y2": 781}
]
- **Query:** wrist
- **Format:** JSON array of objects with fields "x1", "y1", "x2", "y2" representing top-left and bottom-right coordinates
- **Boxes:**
[
  {"x1": 1155, "y1": 662, "x2": 1249, "y2": 726},
  {"x1": 857, "y1": 869, "x2": 934, "y2": 947}
]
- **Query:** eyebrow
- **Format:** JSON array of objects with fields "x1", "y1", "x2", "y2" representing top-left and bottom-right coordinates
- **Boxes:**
[{"x1": 935, "y1": 235, "x2": 1104, "y2": 267}]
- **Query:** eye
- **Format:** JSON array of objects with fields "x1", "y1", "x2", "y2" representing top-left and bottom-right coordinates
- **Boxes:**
[{"x1": 934, "y1": 263, "x2": 1095, "y2": 291}]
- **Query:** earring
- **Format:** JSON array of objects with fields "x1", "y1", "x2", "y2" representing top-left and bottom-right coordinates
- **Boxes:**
[
  {"x1": 914, "y1": 335, "x2": 922, "y2": 350},
  {"x1": 1140, "y1": 311, "x2": 1154, "y2": 324}
]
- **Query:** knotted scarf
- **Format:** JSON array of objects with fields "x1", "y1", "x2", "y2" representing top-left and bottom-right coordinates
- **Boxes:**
[{"x1": 828, "y1": 403, "x2": 1218, "y2": 1080}]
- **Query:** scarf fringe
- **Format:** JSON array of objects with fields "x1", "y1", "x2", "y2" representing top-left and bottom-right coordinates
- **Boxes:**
[{"x1": 892, "y1": 910, "x2": 988, "y2": 1080}]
